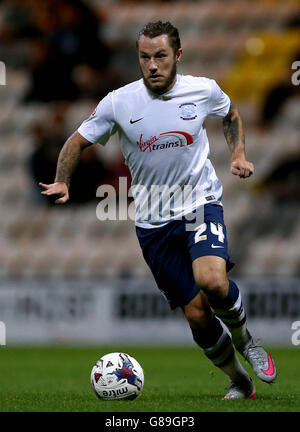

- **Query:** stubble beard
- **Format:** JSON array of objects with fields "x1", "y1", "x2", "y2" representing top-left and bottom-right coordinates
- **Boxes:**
[{"x1": 142, "y1": 61, "x2": 177, "y2": 95}]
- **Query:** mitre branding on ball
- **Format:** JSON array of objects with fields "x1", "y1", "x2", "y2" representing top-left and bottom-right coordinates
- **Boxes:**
[{"x1": 90, "y1": 352, "x2": 144, "y2": 400}]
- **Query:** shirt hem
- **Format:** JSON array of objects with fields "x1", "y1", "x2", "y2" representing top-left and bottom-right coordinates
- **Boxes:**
[{"x1": 135, "y1": 200, "x2": 223, "y2": 229}]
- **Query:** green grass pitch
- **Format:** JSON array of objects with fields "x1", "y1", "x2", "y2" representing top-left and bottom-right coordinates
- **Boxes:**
[{"x1": 0, "y1": 346, "x2": 299, "y2": 412}]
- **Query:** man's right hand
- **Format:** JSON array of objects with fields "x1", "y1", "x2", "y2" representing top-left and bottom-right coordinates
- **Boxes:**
[{"x1": 39, "y1": 181, "x2": 69, "y2": 204}]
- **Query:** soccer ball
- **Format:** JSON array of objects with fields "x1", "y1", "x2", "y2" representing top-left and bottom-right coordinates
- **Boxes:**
[{"x1": 90, "y1": 352, "x2": 144, "y2": 400}]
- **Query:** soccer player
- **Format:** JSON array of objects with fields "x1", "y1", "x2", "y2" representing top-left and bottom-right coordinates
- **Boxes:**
[{"x1": 40, "y1": 21, "x2": 277, "y2": 399}]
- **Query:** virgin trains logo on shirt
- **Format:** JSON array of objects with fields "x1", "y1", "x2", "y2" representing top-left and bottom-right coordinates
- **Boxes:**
[{"x1": 137, "y1": 131, "x2": 193, "y2": 152}]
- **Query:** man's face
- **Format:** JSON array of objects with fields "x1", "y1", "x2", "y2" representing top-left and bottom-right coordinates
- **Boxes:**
[{"x1": 138, "y1": 34, "x2": 182, "y2": 95}]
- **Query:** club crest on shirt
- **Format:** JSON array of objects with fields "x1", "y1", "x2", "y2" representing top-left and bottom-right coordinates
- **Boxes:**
[{"x1": 179, "y1": 102, "x2": 197, "y2": 120}]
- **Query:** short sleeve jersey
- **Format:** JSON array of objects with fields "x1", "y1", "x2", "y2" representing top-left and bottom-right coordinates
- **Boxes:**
[{"x1": 78, "y1": 74, "x2": 231, "y2": 228}]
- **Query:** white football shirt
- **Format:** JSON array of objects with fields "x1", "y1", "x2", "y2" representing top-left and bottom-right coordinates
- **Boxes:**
[{"x1": 78, "y1": 74, "x2": 231, "y2": 228}]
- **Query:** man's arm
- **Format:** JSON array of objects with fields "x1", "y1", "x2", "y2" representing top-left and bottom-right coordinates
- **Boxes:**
[
  {"x1": 39, "y1": 131, "x2": 92, "y2": 204},
  {"x1": 222, "y1": 103, "x2": 254, "y2": 178}
]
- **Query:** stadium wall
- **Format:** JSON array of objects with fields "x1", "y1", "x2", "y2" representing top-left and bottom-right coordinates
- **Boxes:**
[{"x1": 0, "y1": 278, "x2": 299, "y2": 346}]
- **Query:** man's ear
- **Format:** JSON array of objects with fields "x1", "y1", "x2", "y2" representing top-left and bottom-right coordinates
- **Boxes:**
[{"x1": 176, "y1": 48, "x2": 183, "y2": 62}]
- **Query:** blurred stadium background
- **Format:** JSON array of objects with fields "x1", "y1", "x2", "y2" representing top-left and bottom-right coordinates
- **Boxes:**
[{"x1": 0, "y1": 0, "x2": 299, "y2": 347}]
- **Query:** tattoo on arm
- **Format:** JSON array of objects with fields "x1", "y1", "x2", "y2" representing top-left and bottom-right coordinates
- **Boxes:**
[
  {"x1": 55, "y1": 138, "x2": 82, "y2": 186},
  {"x1": 222, "y1": 104, "x2": 245, "y2": 156},
  {"x1": 223, "y1": 116, "x2": 239, "y2": 154}
]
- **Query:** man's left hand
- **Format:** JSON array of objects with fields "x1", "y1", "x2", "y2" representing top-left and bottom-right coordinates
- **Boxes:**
[{"x1": 231, "y1": 159, "x2": 254, "y2": 178}]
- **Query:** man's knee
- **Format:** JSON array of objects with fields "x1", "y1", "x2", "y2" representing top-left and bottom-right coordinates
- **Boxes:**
[
  {"x1": 195, "y1": 273, "x2": 228, "y2": 299},
  {"x1": 192, "y1": 257, "x2": 229, "y2": 299}
]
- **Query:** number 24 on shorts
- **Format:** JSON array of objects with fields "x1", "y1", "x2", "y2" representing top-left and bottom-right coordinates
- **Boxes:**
[{"x1": 194, "y1": 222, "x2": 225, "y2": 244}]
